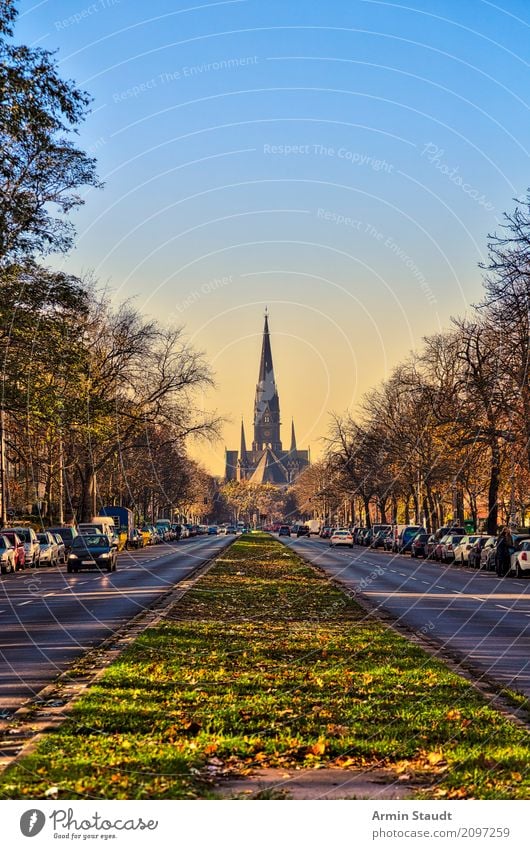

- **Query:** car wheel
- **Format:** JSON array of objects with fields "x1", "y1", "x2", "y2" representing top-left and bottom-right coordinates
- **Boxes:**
[
  {"x1": 516, "y1": 562, "x2": 524, "y2": 579},
  {"x1": 349, "y1": 544, "x2": 353, "y2": 549}
]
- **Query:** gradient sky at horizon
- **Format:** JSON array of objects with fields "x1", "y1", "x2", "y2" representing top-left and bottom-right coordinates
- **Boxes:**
[{"x1": 16, "y1": 0, "x2": 530, "y2": 474}]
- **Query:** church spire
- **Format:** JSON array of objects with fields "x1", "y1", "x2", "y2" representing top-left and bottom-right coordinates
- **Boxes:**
[
  {"x1": 290, "y1": 419, "x2": 297, "y2": 452},
  {"x1": 258, "y1": 309, "x2": 274, "y2": 386},
  {"x1": 240, "y1": 418, "x2": 247, "y2": 459},
  {"x1": 253, "y1": 311, "x2": 282, "y2": 452}
]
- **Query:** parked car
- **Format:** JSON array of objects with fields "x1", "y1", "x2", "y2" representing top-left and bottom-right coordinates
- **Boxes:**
[
  {"x1": 509, "y1": 539, "x2": 530, "y2": 578},
  {"x1": 440, "y1": 534, "x2": 464, "y2": 564},
  {"x1": 296, "y1": 525, "x2": 310, "y2": 537},
  {"x1": 410, "y1": 533, "x2": 430, "y2": 558},
  {"x1": 365, "y1": 525, "x2": 392, "y2": 548},
  {"x1": 126, "y1": 528, "x2": 145, "y2": 549},
  {"x1": 425, "y1": 534, "x2": 438, "y2": 559},
  {"x1": 452, "y1": 535, "x2": 486, "y2": 565},
  {"x1": 0, "y1": 535, "x2": 16, "y2": 574},
  {"x1": 480, "y1": 536, "x2": 498, "y2": 571},
  {"x1": 11, "y1": 527, "x2": 40, "y2": 568},
  {"x1": 394, "y1": 526, "x2": 426, "y2": 554},
  {"x1": 219, "y1": 526, "x2": 237, "y2": 535},
  {"x1": 36, "y1": 532, "x2": 60, "y2": 567},
  {"x1": 357, "y1": 528, "x2": 370, "y2": 546},
  {"x1": 468, "y1": 536, "x2": 494, "y2": 569},
  {"x1": 67, "y1": 533, "x2": 118, "y2": 573},
  {"x1": 434, "y1": 525, "x2": 466, "y2": 541},
  {"x1": 433, "y1": 534, "x2": 451, "y2": 562},
  {"x1": 48, "y1": 526, "x2": 78, "y2": 557},
  {"x1": 52, "y1": 533, "x2": 67, "y2": 565},
  {"x1": 278, "y1": 525, "x2": 291, "y2": 537},
  {"x1": 371, "y1": 528, "x2": 390, "y2": 549},
  {"x1": 0, "y1": 531, "x2": 26, "y2": 569},
  {"x1": 329, "y1": 529, "x2": 354, "y2": 549},
  {"x1": 383, "y1": 531, "x2": 394, "y2": 551}
]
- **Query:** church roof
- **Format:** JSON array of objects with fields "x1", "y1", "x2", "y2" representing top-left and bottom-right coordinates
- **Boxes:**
[{"x1": 248, "y1": 448, "x2": 290, "y2": 485}]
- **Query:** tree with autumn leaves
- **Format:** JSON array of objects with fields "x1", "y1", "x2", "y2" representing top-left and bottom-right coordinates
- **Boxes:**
[
  {"x1": 0, "y1": 2, "x2": 218, "y2": 523},
  {"x1": 321, "y1": 200, "x2": 530, "y2": 533}
]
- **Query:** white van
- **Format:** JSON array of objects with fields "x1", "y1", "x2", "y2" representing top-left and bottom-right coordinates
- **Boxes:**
[{"x1": 78, "y1": 516, "x2": 116, "y2": 539}]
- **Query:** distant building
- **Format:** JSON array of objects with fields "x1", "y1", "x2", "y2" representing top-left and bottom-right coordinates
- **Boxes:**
[{"x1": 224, "y1": 312, "x2": 309, "y2": 485}]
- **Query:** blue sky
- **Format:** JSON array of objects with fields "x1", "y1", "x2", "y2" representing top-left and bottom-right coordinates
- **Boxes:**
[{"x1": 16, "y1": 0, "x2": 530, "y2": 472}]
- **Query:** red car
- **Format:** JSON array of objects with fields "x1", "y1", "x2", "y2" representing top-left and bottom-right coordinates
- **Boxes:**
[{"x1": 0, "y1": 531, "x2": 26, "y2": 569}]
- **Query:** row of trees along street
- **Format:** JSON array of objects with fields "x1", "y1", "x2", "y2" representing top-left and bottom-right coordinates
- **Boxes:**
[
  {"x1": 295, "y1": 206, "x2": 529, "y2": 535},
  {"x1": 0, "y1": 2, "x2": 220, "y2": 525}
]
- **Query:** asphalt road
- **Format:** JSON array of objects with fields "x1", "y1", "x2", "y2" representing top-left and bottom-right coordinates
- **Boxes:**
[
  {"x1": 0, "y1": 535, "x2": 232, "y2": 711},
  {"x1": 283, "y1": 535, "x2": 530, "y2": 698}
]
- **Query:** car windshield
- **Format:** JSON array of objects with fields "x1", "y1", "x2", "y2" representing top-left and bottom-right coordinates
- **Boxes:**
[
  {"x1": 73, "y1": 535, "x2": 108, "y2": 549},
  {"x1": 15, "y1": 529, "x2": 31, "y2": 542},
  {"x1": 37, "y1": 534, "x2": 49, "y2": 544}
]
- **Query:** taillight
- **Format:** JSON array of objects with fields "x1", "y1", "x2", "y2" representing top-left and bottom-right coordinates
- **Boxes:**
[{"x1": 522, "y1": 552, "x2": 528, "y2": 561}]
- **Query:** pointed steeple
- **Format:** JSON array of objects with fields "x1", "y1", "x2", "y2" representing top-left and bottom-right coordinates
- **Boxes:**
[
  {"x1": 240, "y1": 418, "x2": 247, "y2": 459},
  {"x1": 253, "y1": 310, "x2": 282, "y2": 452},
  {"x1": 258, "y1": 309, "x2": 274, "y2": 386},
  {"x1": 290, "y1": 419, "x2": 297, "y2": 453}
]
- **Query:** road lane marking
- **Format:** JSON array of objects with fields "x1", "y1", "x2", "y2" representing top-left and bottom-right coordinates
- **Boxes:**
[{"x1": 17, "y1": 601, "x2": 32, "y2": 606}]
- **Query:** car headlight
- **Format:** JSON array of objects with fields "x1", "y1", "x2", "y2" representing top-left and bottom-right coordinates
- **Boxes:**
[
  {"x1": 99, "y1": 552, "x2": 110, "y2": 558},
  {"x1": 68, "y1": 554, "x2": 79, "y2": 560}
]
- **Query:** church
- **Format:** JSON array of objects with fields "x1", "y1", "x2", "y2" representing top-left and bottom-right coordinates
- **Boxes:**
[{"x1": 224, "y1": 312, "x2": 310, "y2": 485}]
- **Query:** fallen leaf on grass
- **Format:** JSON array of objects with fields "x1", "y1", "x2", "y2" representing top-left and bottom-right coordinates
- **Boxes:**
[{"x1": 310, "y1": 739, "x2": 327, "y2": 756}]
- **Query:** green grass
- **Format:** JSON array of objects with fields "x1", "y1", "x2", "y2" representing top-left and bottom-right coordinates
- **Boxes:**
[{"x1": 1, "y1": 533, "x2": 529, "y2": 799}]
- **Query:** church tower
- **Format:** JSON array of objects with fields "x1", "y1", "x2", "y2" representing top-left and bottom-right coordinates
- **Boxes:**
[
  {"x1": 252, "y1": 311, "x2": 282, "y2": 452},
  {"x1": 224, "y1": 311, "x2": 309, "y2": 484}
]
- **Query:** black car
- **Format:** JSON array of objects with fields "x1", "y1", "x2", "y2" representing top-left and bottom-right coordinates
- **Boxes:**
[
  {"x1": 67, "y1": 533, "x2": 117, "y2": 573},
  {"x1": 278, "y1": 525, "x2": 291, "y2": 537},
  {"x1": 296, "y1": 525, "x2": 310, "y2": 537}
]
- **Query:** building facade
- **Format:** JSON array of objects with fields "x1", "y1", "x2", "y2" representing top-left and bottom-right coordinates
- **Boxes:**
[{"x1": 224, "y1": 313, "x2": 309, "y2": 485}]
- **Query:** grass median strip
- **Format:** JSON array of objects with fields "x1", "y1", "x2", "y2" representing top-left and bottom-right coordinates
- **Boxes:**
[{"x1": 0, "y1": 532, "x2": 529, "y2": 799}]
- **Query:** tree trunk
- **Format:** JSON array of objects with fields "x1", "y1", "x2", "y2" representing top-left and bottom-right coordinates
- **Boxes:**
[
  {"x1": 426, "y1": 485, "x2": 436, "y2": 533},
  {"x1": 486, "y1": 439, "x2": 501, "y2": 535},
  {"x1": 363, "y1": 495, "x2": 371, "y2": 528},
  {"x1": 77, "y1": 464, "x2": 97, "y2": 523}
]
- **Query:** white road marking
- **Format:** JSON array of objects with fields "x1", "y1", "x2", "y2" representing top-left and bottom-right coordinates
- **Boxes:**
[{"x1": 18, "y1": 601, "x2": 32, "y2": 606}]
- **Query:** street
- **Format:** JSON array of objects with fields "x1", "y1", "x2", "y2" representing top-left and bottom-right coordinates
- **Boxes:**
[
  {"x1": 283, "y1": 535, "x2": 530, "y2": 698},
  {"x1": 0, "y1": 535, "x2": 233, "y2": 711}
]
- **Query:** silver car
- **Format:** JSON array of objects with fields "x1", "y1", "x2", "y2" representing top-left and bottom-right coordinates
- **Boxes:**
[{"x1": 36, "y1": 532, "x2": 59, "y2": 567}]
